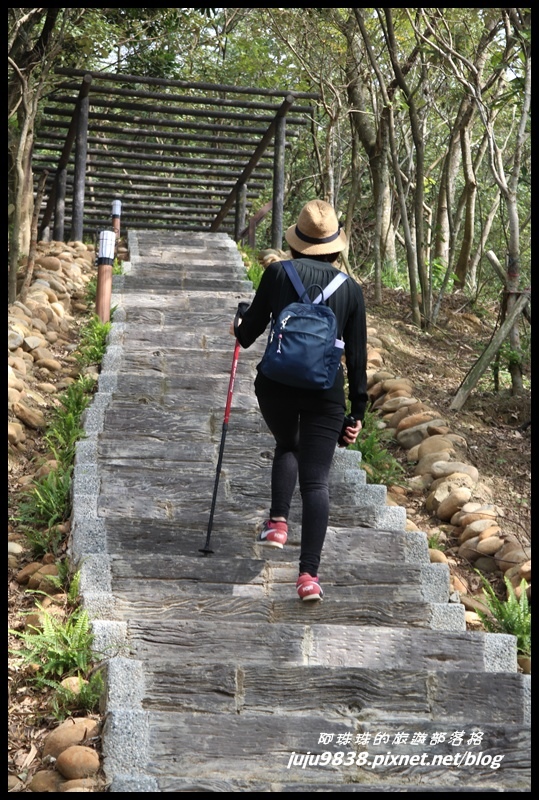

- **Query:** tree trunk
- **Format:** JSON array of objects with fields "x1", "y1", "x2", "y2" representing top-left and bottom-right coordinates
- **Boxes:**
[
  {"x1": 468, "y1": 194, "x2": 500, "y2": 288},
  {"x1": 453, "y1": 127, "x2": 477, "y2": 289},
  {"x1": 19, "y1": 170, "x2": 48, "y2": 304},
  {"x1": 449, "y1": 291, "x2": 530, "y2": 411},
  {"x1": 343, "y1": 32, "x2": 397, "y2": 275}
]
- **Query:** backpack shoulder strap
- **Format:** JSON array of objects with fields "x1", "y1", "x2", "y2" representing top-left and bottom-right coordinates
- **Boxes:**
[
  {"x1": 312, "y1": 272, "x2": 348, "y2": 305},
  {"x1": 281, "y1": 260, "x2": 308, "y2": 301},
  {"x1": 282, "y1": 260, "x2": 347, "y2": 305}
]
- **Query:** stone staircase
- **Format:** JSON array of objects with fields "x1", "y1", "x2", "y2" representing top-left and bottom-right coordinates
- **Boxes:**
[{"x1": 71, "y1": 231, "x2": 530, "y2": 792}]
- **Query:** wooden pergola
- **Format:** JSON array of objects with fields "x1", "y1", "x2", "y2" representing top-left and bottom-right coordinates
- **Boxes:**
[{"x1": 33, "y1": 68, "x2": 319, "y2": 249}]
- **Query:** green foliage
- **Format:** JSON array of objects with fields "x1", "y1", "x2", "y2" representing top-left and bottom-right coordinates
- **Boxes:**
[
  {"x1": 475, "y1": 574, "x2": 531, "y2": 656},
  {"x1": 238, "y1": 244, "x2": 265, "y2": 289},
  {"x1": 23, "y1": 526, "x2": 64, "y2": 559},
  {"x1": 66, "y1": 569, "x2": 82, "y2": 606},
  {"x1": 16, "y1": 466, "x2": 73, "y2": 530},
  {"x1": 380, "y1": 261, "x2": 410, "y2": 291},
  {"x1": 34, "y1": 564, "x2": 82, "y2": 606},
  {"x1": 247, "y1": 261, "x2": 264, "y2": 290},
  {"x1": 348, "y1": 409, "x2": 406, "y2": 486},
  {"x1": 428, "y1": 532, "x2": 446, "y2": 551},
  {"x1": 48, "y1": 671, "x2": 104, "y2": 721},
  {"x1": 10, "y1": 606, "x2": 95, "y2": 686},
  {"x1": 75, "y1": 315, "x2": 111, "y2": 367},
  {"x1": 15, "y1": 375, "x2": 97, "y2": 548},
  {"x1": 44, "y1": 378, "x2": 94, "y2": 468}
]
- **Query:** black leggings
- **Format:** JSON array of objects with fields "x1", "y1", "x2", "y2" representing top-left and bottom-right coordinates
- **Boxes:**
[{"x1": 255, "y1": 381, "x2": 344, "y2": 576}]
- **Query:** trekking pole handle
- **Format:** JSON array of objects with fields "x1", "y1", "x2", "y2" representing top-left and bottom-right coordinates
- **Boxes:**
[{"x1": 224, "y1": 339, "x2": 241, "y2": 425}]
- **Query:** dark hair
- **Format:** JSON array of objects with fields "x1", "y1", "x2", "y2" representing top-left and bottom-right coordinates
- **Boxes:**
[{"x1": 289, "y1": 247, "x2": 340, "y2": 264}]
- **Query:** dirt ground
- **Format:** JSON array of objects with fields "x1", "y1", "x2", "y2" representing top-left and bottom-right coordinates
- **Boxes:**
[
  {"x1": 362, "y1": 282, "x2": 531, "y2": 519},
  {"x1": 7, "y1": 275, "x2": 531, "y2": 790}
]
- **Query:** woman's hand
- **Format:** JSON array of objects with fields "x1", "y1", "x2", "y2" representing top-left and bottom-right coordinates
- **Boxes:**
[
  {"x1": 230, "y1": 301, "x2": 249, "y2": 336},
  {"x1": 340, "y1": 419, "x2": 362, "y2": 446}
]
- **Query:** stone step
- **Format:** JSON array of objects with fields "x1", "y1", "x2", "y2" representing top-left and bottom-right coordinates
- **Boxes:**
[
  {"x1": 136, "y1": 662, "x2": 530, "y2": 724},
  {"x1": 123, "y1": 275, "x2": 252, "y2": 292},
  {"x1": 91, "y1": 520, "x2": 426, "y2": 563},
  {"x1": 96, "y1": 374, "x2": 259, "y2": 405},
  {"x1": 111, "y1": 308, "x2": 249, "y2": 328},
  {"x1": 87, "y1": 536, "x2": 449, "y2": 602},
  {"x1": 105, "y1": 553, "x2": 448, "y2": 597},
  {"x1": 111, "y1": 589, "x2": 457, "y2": 629},
  {"x1": 83, "y1": 550, "x2": 459, "y2": 625},
  {"x1": 122, "y1": 619, "x2": 517, "y2": 672},
  {"x1": 111, "y1": 288, "x2": 248, "y2": 312},
  {"x1": 93, "y1": 464, "x2": 380, "y2": 509},
  {"x1": 101, "y1": 707, "x2": 530, "y2": 789}
]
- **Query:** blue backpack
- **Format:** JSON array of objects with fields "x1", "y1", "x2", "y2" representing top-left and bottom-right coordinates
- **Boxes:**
[{"x1": 259, "y1": 260, "x2": 348, "y2": 390}]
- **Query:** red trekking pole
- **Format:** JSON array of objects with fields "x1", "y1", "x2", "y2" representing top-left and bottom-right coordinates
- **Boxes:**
[{"x1": 199, "y1": 338, "x2": 241, "y2": 555}]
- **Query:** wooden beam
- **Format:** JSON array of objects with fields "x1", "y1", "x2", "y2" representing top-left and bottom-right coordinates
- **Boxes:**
[
  {"x1": 54, "y1": 66, "x2": 320, "y2": 100},
  {"x1": 49, "y1": 94, "x2": 311, "y2": 125},
  {"x1": 210, "y1": 95, "x2": 296, "y2": 232}
]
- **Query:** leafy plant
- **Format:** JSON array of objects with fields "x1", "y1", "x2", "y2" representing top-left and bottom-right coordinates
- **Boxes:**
[
  {"x1": 16, "y1": 466, "x2": 73, "y2": 530},
  {"x1": 23, "y1": 525, "x2": 64, "y2": 559},
  {"x1": 48, "y1": 671, "x2": 104, "y2": 721},
  {"x1": 44, "y1": 376, "x2": 96, "y2": 466},
  {"x1": 380, "y1": 260, "x2": 409, "y2": 291},
  {"x1": 34, "y1": 564, "x2": 82, "y2": 606},
  {"x1": 15, "y1": 376, "x2": 96, "y2": 548},
  {"x1": 246, "y1": 259, "x2": 264, "y2": 289},
  {"x1": 56, "y1": 374, "x2": 96, "y2": 415},
  {"x1": 238, "y1": 244, "x2": 264, "y2": 289},
  {"x1": 9, "y1": 606, "x2": 95, "y2": 686},
  {"x1": 348, "y1": 409, "x2": 406, "y2": 486},
  {"x1": 475, "y1": 574, "x2": 531, "y2": 656},
  {"x1": 75, "y1": 314, "x2": 112, "y2": 367},
  {"x1": 428, "y1": 532, "x2": 446, "y2": 551}
]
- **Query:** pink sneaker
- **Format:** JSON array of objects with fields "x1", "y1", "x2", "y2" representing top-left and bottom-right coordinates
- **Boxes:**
[
  {"x1": 256, "y1": 519, "x2": 288, "y2": 549},
  {"x1": 296, "y1": 573, "x2": 324, "y2": 601}
]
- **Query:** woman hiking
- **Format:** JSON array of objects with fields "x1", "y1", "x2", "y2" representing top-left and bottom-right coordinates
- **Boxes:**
[{"x1": 231, "y1": 199, "x2": 368, "y2": 601}]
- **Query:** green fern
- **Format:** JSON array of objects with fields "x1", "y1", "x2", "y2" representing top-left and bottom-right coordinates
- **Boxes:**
[
  {"x1": 31, "y1": 564, "x2": 81, "y2": 606},
  {"x1": 74, "y1": 314, "x2": 111, "y2": 367},
  {"x1": 46, "y1": 671, "x2": 104, "y2": 721},
  {"x1": 475, "y1": 574, "x2": 531, "y2": 656},
  {"x1": 44, "y1": 377, "x2": 95, "y2": 466},
  {"x1": 9, "y1": 606, "x2": 95, "y2": 685},
  {"x1": 16, "y1": 465, "x2": 73, "y2": 529},
  {"x1": 347, "y1": 409, "x2": 406, "y2": 485},
  {"x1": 22, "y1": 525, "x2": 64, "y2": 559}
]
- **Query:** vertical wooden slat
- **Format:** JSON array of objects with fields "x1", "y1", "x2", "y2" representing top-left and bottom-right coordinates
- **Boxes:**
[
  {"x1": 70, "y1": 83, "x2": 91, "y2": 241},
  {"x1": 271, "y1": 113, "x2": 286, "y2": 250}
]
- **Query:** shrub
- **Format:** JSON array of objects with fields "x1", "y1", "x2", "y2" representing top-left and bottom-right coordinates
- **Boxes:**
[{"x1": 475, "y1": 574, "x2": 531, "y2": 656}]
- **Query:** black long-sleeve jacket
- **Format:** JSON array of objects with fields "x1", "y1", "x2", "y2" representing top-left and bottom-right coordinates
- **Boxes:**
[{"x1": 234, "y1": 258, "x2": 368, "y2": 422}]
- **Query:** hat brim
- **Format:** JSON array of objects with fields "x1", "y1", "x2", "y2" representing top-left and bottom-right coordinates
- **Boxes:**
[{"x1": 284, "y1": 223, "x2": 347, "y2": 255}]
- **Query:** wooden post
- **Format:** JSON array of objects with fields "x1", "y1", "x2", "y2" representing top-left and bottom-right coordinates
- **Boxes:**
[
  {"x1": 235, "y1": 184, "x2": 247, "y2": 242},
  {"x1": 271, "y1": 113, "x2": 286, "y2": 250},
  {"x1": 70, "y1": 83, "x2": 91, "y2": 242},
  {"x1": 210, "y1": 94, "x2": 296, "y2": 232},
  {"x1": 112, "y1": 198, "x2": 122, "y2": 238},
  {"x1": 39, "y1": 74, "x2": 92, "y2": 240},
  {"x1": 53, "y1": 167, "x2": 67, "y2": 242},
  {"x1": 96, "y1": 230, "x2": 115, "y2": 323}
]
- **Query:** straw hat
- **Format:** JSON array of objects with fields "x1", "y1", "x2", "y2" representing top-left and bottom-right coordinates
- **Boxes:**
[{"x1": 285, "y1": 200, "x2": 347, "y2": 255}]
